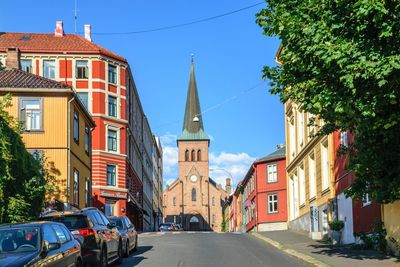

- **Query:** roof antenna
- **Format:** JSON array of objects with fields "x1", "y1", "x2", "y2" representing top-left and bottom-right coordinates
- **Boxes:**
[{"x1": 73, "y1": 0, "x2": 79, "y2": 33}]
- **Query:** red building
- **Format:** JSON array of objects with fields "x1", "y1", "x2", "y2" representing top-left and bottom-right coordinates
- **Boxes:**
[
  {"x1": 333, "y1": 131, "x2": 381, "y2": 244},
  {"x1": 0, "y1": 21, "x2": 133, "y2": 217},
  {"x1": 242, "y1": 145, "x2": 288, "y2": 232}
]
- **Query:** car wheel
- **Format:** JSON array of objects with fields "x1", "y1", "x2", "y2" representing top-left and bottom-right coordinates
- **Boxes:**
[
  {"x1": 116, "y1": 241, "x2": 123, "y2": 264},
  {"x1": 124, "y1": 241, "x2": 129, "y2": 257},
  {"x1": 75, "y1": 257, "x2": 83, "y2": 267},
  {"x1": 133, "y1": 238, "x2": 138, "y2": 252},
  {"x1": 100, "y1": 247, "x2": 108, "y2": 267}
]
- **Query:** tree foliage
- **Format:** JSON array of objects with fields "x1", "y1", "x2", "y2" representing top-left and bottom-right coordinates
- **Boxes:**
[
  {"x1": 0, "y1": 94, "x2": 48, "y2": 223},
  {"x1": 256, "y1": 0, "x2": 400, "y2": 203}
]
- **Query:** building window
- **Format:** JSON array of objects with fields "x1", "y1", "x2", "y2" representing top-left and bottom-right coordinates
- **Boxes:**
[
  {"x1": 73, "y1": 169, "x2": 79, "y2": 207},
  {"x1": 362, "y1": 194, "x2": 371, "y2": 207},
  {"x1": 73, "y1": 110, "x2": 79, "y2": 143},
  {"x1": 20, "y1": 98, "x2": 42, "y2": 131},
  {"x1": 308, "y1": 152, "x2": 316, "y2": 199},
  {"x1": 267, "y1": 164, "x2": 277, "y2": 183},
  {"x1": 341, "y1": 131, "x2": 348, "y2": 148},
  {"x1": 191, "y1": 150, "x2": 195, "y2": 161},
  {"x1": 321, "y1": 140, "x2": 329, "y2": 191},
  {"x1": 307, "y1": 113, "x2": 316, "y2": 139},
  {"x1": 77, "y1": 92, "x2": 89, "y2": 110},
  {"x1": 191, "y1": 188, "x2": 196, "y2": 201},
  {"x1": 289, "y1": 114, "x2": 296, "y2": 160},
  {"x1": 76, "y1": 60, "x2": 88, "y2": 79},
  {"x1": 212, "y1": 214, "x2": 216, "y2": 224},
  {"x1": 21, "y1": 59, "x2": 32, "y2": 73},
  {"x1": 297, "y1": 111, "x2": 304, "y2": 148},
  {"x1": 108, "y1": 64, "x2": 117, "y2": 84},
  {"x1": 107, "y1": 128, "x2": 118, "y2": 152},
  {"x1": 268, "y1": 194, "x2": 278, "y2": 213},
  {"x1": 108, "y1": 96, "x2": 117, "y2": 117},
  {"x1": 106, "y1": 164, "x2": 116, "y2": 186},
  {"x1": 299, "y1": 164, "x2": 305, "y2": 205},
  {"x1": 85, "y1": 125, "x2": 90, "y2": 154},
  {"x1": 43, "y1": 60, "x2": 55, "y2": 79},
  {"x1": 185, "y1": 150, "x2": 189, "y2": 161},
  {"x1": 197, "y1": 150, "x2": 201, "y2": 161},
  {"x1": 212, "y1": 197, "x2": 215, "y2": 206},
  {"x1": 85, "y1": 177, "x2": 91, "y2": 207},
  {"x1": 173, "y1": 197, "x2": 176, "y2": 206},
  {"x1": 105, "y1": 200, "x2": 115, "y2": 216}
]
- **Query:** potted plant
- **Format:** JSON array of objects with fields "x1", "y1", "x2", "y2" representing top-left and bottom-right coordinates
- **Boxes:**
[{"x1": 329, "y1": 219, "x2": 344, "y2": 245}]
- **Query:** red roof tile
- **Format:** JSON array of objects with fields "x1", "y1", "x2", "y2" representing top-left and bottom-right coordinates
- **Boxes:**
[
  {"x1": 0, "y1": 32, "x2": 126, "y2": 63},
  {"x1": 0, "y1": 69, "x2": 71, "y2": 89}
]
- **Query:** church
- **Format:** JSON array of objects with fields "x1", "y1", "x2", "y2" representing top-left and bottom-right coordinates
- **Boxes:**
[{"x1": 163, "y1": 60, "x2": 230, "y2": 232}]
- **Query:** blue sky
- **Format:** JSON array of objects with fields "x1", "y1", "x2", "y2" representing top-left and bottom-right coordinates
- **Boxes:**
[{"x1": 1, "y1": 0, "x2": 284, "y2": 188}]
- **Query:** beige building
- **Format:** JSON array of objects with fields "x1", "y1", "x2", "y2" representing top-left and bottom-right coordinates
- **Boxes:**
[
  {"x1": 163, "y1": 62, "x2": 229, "y2": 232},
  {"x1": 285, "y1": 99, "x2": 335, "y2": 239}
]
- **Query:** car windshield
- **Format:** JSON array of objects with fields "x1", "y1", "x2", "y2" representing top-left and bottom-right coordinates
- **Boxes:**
[
  {"x1": 43, "y1": 215, "x2": 89, "y2": 229},
  {"x1": 0, "y1": 227, "x2": 40, "y2": 253},
  {"x1": 109, "y1": 218, "x2": 124, "y2": 230}
]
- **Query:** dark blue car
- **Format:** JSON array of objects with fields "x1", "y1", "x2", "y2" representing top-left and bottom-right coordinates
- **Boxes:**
[{"x1": 0, "y1": 221, "x2": 82, "y2": 267}]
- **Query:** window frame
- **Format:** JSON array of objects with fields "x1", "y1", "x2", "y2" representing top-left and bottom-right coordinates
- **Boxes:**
[
  {"x1": 76, "y1": 60, "x2": 88, "y2": 79},
  {"x1": 108, "y1": 95, "x2": 118, "y2": 117},
  {"x1": 73, "y1": 110, "x2": 79, "y2": 143},
  {"x1": 43, "y1": 59, "x2": 56, "y2": 79},
  {"x1": 85, "y1": 125, "x2": 90, "y2": 154},
  {"x1": 108, "y1": 64, "x2": 117, "y2": 84},
  {"x1": 107, "y1": 127, "x2": 118, "y2": 152},
  {"x1": 19, "y1": 97, "x2": 44, "y2": 132},
  {"x1": 191, "y1": 188, "x2": 196, "y2": 202},
  {"x1": 321, "y1": 139, "x2": 330, "y2": 191},
  {"x1": 341, "y1": 131, "x2": 348, "y2": 148},
  {"x1": 267, "y1": 163, "x2": 278, "y2": 183},
  {"x1": 21, "y1": 59, "x2": 32, "y2": 73},
  {"x1": 73, "y1": 168, "x2": 79, "y2": 207},
  {"x1": 268, "y1": 193, "x2": 278, "y2": 213},
  {"x1": 77, "y1": 92, "x2": 89, "y2": 111},
  {"x1": 106, "y1": 164, "x2": 117, "y2": 186},
  {"x1": 362, "y1": 193, "x2": 371, "y2": 207}
]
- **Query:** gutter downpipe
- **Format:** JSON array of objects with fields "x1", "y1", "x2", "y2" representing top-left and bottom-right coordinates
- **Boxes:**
[{"x1": 67, "y1": 95, "x2": 75, "y2": 210}]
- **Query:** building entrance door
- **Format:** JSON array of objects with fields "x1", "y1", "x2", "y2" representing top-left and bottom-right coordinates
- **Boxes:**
[{"x1": 189, "y1": 216, "x2": 200, "y2": 231}]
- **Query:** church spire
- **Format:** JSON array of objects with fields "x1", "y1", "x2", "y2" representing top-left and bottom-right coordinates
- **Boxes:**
[{"x1": 178, "y1": 58, "x2": 210, "y2": 142}]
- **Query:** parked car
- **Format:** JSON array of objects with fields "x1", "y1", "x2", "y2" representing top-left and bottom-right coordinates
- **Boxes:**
[
  {"x1": 108, "y1": 216, "x2": 138, "y2": 257},
  {"x1": 159, "y1": 223, "x2": 175, "y2": 232},
  {"x1": 173, "y1": 224, "x2": 183, "y2": 231},
  {"x1": 0, "y1": 221, "x2": 82, "y2": 267},
  {"x1": 39, "y1": 207, "x2": 123, "y2": 266}
]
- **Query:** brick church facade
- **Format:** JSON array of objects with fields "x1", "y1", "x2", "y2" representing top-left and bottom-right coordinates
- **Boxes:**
[{"x1": 163, "y1": 61, "x2": 229, "y2": 232}]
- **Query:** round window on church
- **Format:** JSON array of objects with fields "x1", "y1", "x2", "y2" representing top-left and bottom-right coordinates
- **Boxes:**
[{"x1": 190, "y1": 175, "x2": 197, "y2": 182}]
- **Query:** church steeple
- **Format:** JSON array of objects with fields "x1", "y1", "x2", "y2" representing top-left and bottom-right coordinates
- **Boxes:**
[{"x1": 178, "y1": 59, "x2": 210, "y2": 142}]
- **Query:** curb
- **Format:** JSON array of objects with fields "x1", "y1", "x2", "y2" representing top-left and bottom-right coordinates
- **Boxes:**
[{"x1": 252, "y1": 232, "x2": 330, "y2": 267}]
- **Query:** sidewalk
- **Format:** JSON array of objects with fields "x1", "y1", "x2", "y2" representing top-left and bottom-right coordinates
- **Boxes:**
[{"x1": 252, "y1": 230, "x2": 400, "y2": 267}]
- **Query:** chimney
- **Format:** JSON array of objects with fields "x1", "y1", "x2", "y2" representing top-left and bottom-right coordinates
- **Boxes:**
[
  {"x1": 55, "y1": 21, "x2": 64, "y2": 37},
  {"x1": 277, "y1": 144, "x2": 284, "y2": 149},
  {"x1": 84, "y1": 24, "x2": 92, "y2": 42},
  {"x1": 5, "y1": 47, "x2": 20, "y2": 69},
  {"x1": 226, "y1": 178, "x2": 231, "y2": 194}
]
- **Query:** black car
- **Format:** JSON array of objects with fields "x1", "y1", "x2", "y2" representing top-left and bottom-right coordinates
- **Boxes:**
[
  {"x1": 40, "y1": 207, "x2": 123, "y2": 266},
  {"x1": 0, "y1": 221, "x2": 82, "y2": 267},
  {"x1": 108, "y1": 216, "x2": 138, "y2": 257}
]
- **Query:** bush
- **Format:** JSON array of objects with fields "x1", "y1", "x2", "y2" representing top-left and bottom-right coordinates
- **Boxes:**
[{"x1": 329, "y1": 219, "x2": 344, "y2": 231}]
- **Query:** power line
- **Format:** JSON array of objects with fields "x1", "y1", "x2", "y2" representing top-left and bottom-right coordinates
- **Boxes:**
[{"x1": 89, "y1": 2, "x2": 264, "y2": 35}]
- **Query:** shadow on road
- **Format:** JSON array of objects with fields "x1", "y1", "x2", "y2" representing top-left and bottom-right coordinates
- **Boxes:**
[{"x1": 133, "y1": 245, "x2": 153, "y2": 256}]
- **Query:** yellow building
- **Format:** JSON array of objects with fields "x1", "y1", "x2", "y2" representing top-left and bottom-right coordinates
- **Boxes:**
[
  {"x1": 0, "y1": 67, "x2": 95, "y2": 210},
  {"x1": 285, "y1": 99, "x2": 335, "y2": 240}
]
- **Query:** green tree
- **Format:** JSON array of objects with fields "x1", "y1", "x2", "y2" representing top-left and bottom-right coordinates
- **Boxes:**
[
  {"x1": 0, "y1": 94, "x2": 48, "y2": 223},
  {"x1": 256, "y1": 1, "x2": 400, "y2": 203}
]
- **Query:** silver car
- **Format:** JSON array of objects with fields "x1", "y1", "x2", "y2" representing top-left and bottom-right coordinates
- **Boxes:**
[{"x1": 108, "y1": 216, "x2": 138, "y2": 257}]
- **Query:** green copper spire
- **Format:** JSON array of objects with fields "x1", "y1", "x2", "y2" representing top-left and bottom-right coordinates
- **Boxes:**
[{"x1": 178, "y1": 59, "x2": 210, "y2": 141}]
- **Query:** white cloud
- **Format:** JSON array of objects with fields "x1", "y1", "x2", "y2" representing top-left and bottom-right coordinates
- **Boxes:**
[
  {"x1": 159, "y1": 133, "x2": 256, "y2": 191},
  {"x1": 209, "y1": 152, "x2": 255, "y2": 189}
]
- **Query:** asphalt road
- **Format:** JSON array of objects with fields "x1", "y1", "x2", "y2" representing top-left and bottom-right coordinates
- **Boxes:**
[{"x1": 118, "y1": 231, "x2": 307, "y2": 267}]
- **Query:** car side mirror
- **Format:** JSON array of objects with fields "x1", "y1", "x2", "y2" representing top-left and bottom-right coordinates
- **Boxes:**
[
  {"x1": 43, "y1": 240, "x2": 61, "y2": 253},
  {"x1": 107, "y1": 222, "x2": 116, "y2": 229}
]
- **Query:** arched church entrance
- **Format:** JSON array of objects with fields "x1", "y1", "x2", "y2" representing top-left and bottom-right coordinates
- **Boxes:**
[{"x1": 189, "y1": 215, "x2": 200, "y2": 231}]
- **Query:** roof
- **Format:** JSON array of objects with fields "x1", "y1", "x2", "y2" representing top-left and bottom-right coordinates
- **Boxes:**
[
  {"x1": 178, "y1": 62, "x2": 210, "y2": 141},
  {"x1": 255, "y1": 145, "x2": 286, "y2": 163},
  {"x1": 0, "y1": 32, "x2": 126, "y2": 62},
  {"x1": 0, "y1": 221, "x2": 54, "y2": 228},
  {"x1": 0, "y1": 68, "x2": 70, "y2": 88}
]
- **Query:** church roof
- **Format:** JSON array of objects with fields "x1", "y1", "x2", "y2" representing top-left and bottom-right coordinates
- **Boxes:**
[{"x1": 178, "y1": 61, "x2": 210, "y2": 141}]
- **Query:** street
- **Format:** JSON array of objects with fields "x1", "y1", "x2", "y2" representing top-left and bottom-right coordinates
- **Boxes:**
[{"x1": 119, "y1": 232, "x2": 307, "y2": 267}]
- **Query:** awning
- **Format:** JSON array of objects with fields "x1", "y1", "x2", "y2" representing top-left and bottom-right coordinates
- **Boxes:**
[{"x1": 127, "y1": 192, "x2": 150, "y2": 216}]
